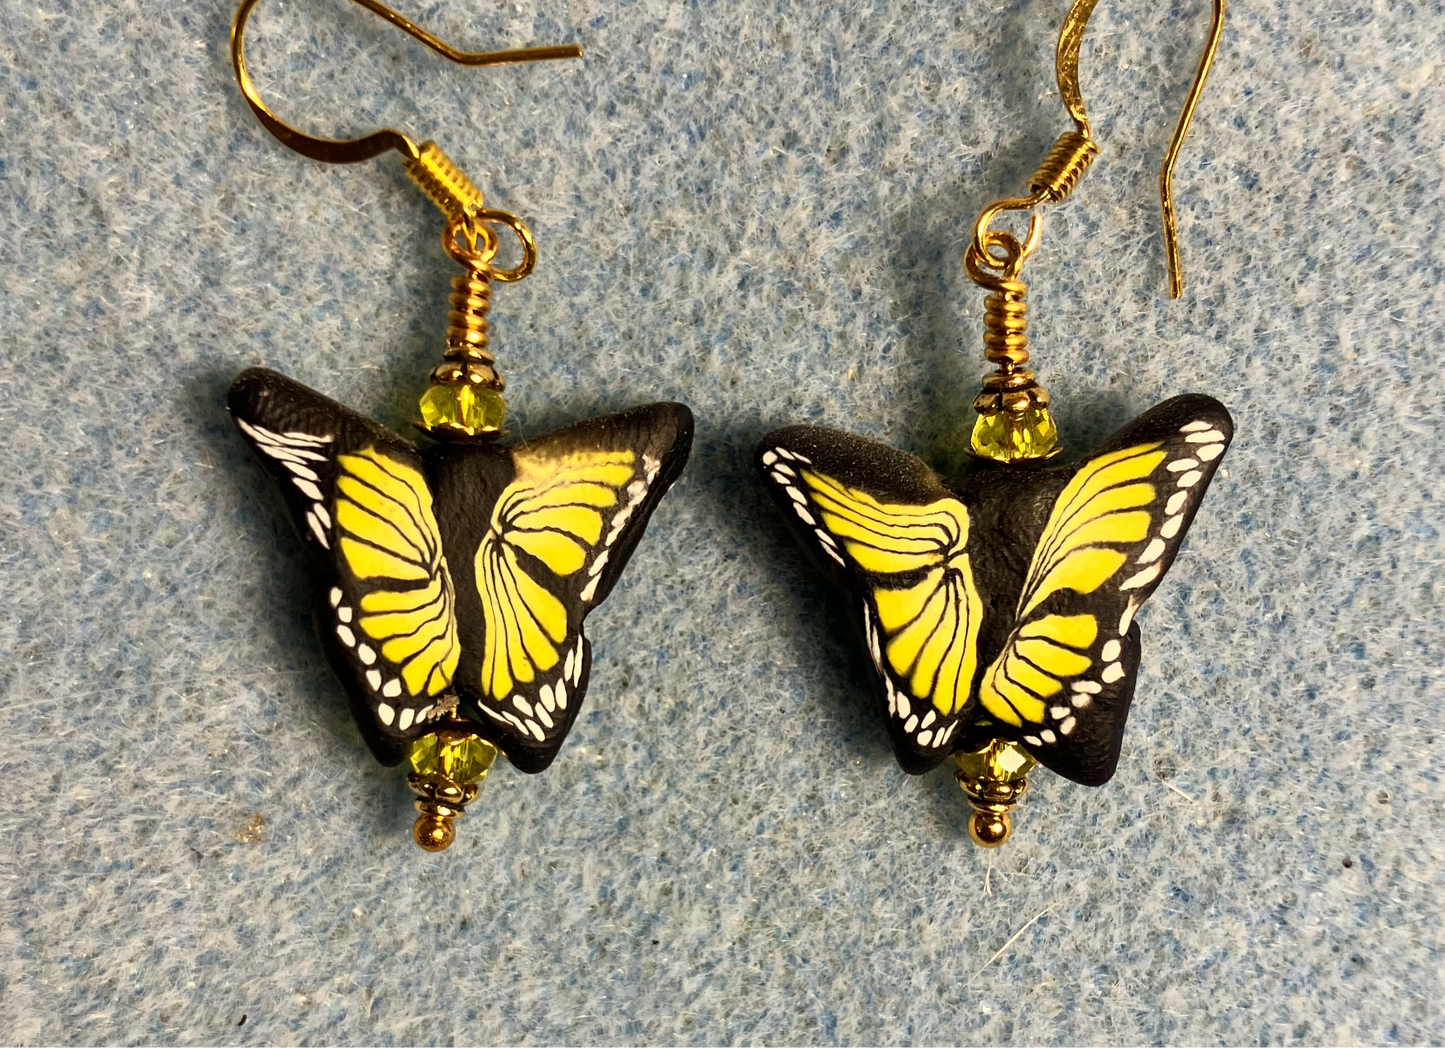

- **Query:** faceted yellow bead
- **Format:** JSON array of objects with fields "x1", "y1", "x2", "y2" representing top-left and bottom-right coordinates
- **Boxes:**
[
  {"x1": 954, "y1": 738, "x2": 1036, "y2": 783},
  {"x1": 407, "y1": 731, "x2": 499, "y2": 785},
  {"x1": 969, "y1": 406, "x2": 1059, "y2": 462},
  {"x1": 418, "y1": 383, "x2": 506, "y2": 437}
]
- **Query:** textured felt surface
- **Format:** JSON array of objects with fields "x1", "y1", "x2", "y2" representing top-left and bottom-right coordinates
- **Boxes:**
[{"x1": 1, "y1": 0, "x2": 1442, "y2": 1043}]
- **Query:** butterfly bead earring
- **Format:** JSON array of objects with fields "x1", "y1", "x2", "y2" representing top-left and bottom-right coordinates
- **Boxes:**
[
  {"x1": 227, "y1": 0, "x2": 693, "y2": 850},
  {"x1": 757, "y1": 0, "x2": 1230, "y2": 846}
]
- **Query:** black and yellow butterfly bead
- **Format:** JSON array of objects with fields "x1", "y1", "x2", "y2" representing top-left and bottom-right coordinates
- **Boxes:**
[
  {"x1": 757, "y1": 394, "x2": 1231, "y2": 793},
  {"x1": 230, "y1": 368, "x2": 693, "y2": 780}
]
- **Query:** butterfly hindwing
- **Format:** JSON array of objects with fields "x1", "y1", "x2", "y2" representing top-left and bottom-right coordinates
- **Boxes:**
[
  {"x1": 758, "y1": 426, "x2": 984, "y2": 774},
  {"x1": 428, "y1": 403, "x2": 694, "y2": 772},
  {"x1": 961, "y1": 393, "x2": 1233, "y2": 784},
  {"x1": 228, "y1": 367, "x2": 460, "y2": 764}
]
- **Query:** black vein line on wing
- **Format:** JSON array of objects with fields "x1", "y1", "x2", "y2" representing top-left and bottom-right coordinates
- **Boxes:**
[
  {"x1": 341, "y1": 470, "x2": 435, "y2": 563},
  {"x1": 997, "y1": 657, "x2": 1045, "y2": 725},
  {"x1": 492, "y1": 549, "x2": 528, "y2": 694},
  {"x1": 922, "y1": 574, "x2": 967, "y2": 701},
  {"x1": 500, "y1": 545, "x2": 557, "y2": 692},
  {"x1": 807, "y1": 489, "x2": 952, "y2": 553},
  {"x1": 367, "y1": 453, "x2": 435, "y2": 550},
  {"x1": 339, "y1": 499, "x2": 430, "y2": 567},
  {"x1": 1036, "y1": 446, "x2": 1162, "y2": 572}
]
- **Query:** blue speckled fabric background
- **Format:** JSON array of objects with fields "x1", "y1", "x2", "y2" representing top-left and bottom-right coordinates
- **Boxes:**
[{"x1": 1, "y1": 0, "x2": 1441, "y2": 1043}]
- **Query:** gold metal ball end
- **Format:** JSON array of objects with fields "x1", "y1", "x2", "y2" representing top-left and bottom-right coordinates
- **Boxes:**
[
  {"x1": 969, "y1": 810, "x2": 1012, "y2": 848},
  {"x1": 412, "y1": 813, "x2": 456, "y2": 852}
]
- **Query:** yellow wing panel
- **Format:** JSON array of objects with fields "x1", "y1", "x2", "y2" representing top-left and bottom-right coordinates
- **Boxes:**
[
  {"x1": 474, "y1": 448, "x2": 641, "y2": 705},
  {"x1": 980, "y1": 442, "x2": 1169, "y2": 730},
  {"x1": 796, "y1": 468, "x2": 983, "y2": 720},
  {"x1": 335, "y1": 448, "x2": 460, "y2": 701}
]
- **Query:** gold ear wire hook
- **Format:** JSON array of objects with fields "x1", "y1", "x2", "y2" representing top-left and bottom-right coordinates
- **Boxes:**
[
  {"x1": 970, "y1": 0, "x2": 1225, "y2": 298},
  {"x1": 230, "y1": 0, "x2": 582, "y2": 168}
]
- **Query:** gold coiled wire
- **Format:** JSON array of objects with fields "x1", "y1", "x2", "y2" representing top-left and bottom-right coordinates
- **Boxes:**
[
  {"x1": 404, "y1": 141, "x2": 486, "y2": 218},
  {"x1": 964, "y1": 233, "x2": 1046, "y2": 414},
  {"x1": 1027, "y1": 130, "x2": 1099, "y2": 204}
]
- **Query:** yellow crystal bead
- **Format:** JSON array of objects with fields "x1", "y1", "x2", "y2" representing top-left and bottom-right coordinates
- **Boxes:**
[
  {"x1": 954, "y1": 737, "x2": 1036, "y2": 783},
  {"x1": 407, "y1": 731, "x2": 499, "y2": 786},
  {"x1": 418, "y1": 383, "x2": 506, "y2": 437},
  {"x1": 969, "y1": 406, "x2": 1059, "y2": 462}
]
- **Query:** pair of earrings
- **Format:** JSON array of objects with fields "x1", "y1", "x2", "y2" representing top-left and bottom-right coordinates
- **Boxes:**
[{"x1": 228, "y1": 0, "x2": 1231, "y2": 851}]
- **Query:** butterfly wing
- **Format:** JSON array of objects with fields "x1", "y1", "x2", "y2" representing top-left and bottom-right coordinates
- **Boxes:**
[
  {"x1": 963, "y1": 394, "x2": 1233, "y2": 785},
  {"x1": 428, "y1": 403, "x2": 694, "y2": 773},
  {"x1": 757, "y1": 426, "x2": 985, "y2": 774},
  {"x1": 228, "y1": 367, "x2": 462, "y2": 764}
]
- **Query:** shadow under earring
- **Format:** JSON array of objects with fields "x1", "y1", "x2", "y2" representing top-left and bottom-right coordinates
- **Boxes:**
[
  {"x1": 757, "y1": 0, "x2": 1230, "y2": 846},
  {"x1": 226, "y1": 0, "x2": 693, "y2": 850}
]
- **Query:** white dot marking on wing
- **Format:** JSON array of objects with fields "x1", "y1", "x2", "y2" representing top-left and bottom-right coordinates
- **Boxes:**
[
  {"x1": 307, "y1": 512, "x2": 329, "y2": 547},
  {"x1": 1120, "y1": 562, "x2": 1163, "y2": 592},
  {"x1": 292, "y1": 477, "x2": 323, "y2": 501},
  {"x1": 1138, "y1": 538, "x2": 1167, "y2": 565}
]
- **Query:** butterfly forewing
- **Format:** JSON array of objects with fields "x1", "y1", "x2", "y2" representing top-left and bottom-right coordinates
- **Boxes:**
[
  {"x1": 228, "y1": 367, "x2": 461, "y2": 763},
  {"x1": 958, "y1": 393, "x2": 1233, "y2": 784},
  {"x1": 758, "y1": 426, "x2": 985, "y2": 774},
  {"x1": 428, "y1": 403, "x2": 694, "y2": 773}
]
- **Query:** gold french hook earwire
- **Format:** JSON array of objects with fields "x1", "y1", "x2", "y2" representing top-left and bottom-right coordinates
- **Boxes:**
[
  {"x1": 230, "y1": 0, "x2": 582, "y2": 282},
  {"x1": 968, "y1": 0, "x2": 1225, "y2": 297}
]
